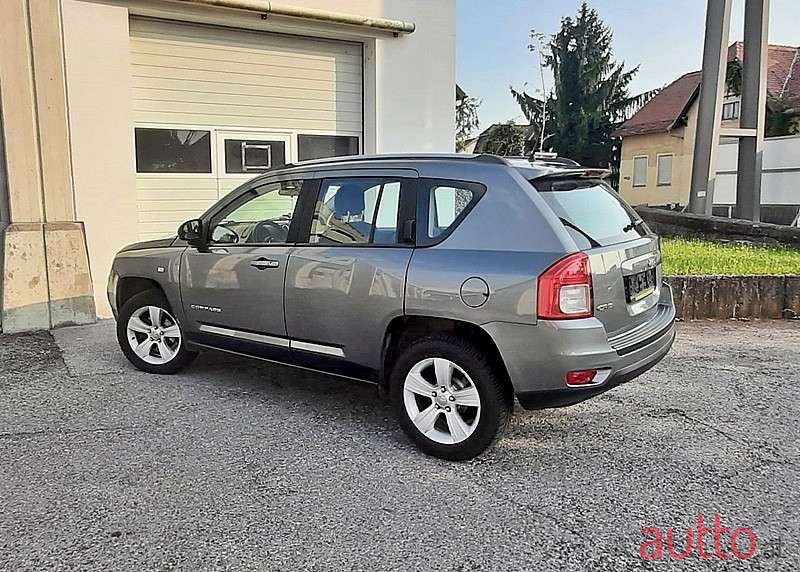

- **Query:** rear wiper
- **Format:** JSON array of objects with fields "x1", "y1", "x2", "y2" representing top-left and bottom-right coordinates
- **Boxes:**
[
  {"x1": 623, "y1": 219, "x2": 645, "y2": 233},
  {"x1": 559, "y1": 217, "x2": 601, "y2": 248}
]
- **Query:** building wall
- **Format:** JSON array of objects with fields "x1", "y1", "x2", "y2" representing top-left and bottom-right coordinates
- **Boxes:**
[
  {"x1": 56, "y1": 0, "x2": 456, "y2": 320},
  {"x1": 62, "y1": 0, "x2": 139, "y2": 319},
  {"x1": 619, "y1": 103, "x2": 698, "y2": 207}
]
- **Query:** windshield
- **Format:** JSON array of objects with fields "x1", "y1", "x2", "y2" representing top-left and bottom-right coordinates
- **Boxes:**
[{"x1": 531, "y1": 179, "x2": 646, "y2": 248}]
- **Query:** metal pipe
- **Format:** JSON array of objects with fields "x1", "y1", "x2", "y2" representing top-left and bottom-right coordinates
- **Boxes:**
[
  {"x1": 170, "y1": 0, "x2": 415, "y2": 33},
  {"x1": 735, "y1": 0, "x2": 770, "y2": 222},
  {"x1": 689, "y1": 0, "x2": 733, "y2": 215}
]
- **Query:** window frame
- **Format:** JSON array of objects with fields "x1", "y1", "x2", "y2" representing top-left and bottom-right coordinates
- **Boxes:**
[
  {"x1": 415, "y1": 179, "x2": 487, "y2": 247},
  {"x1": 293, "y1": 176, "x2": 417, "y2": 248},
  {"x1": 202, "y1": 177, "x2": 311, "y2": 247},
  {"x1": 722, "y1": 100, "x2": 740, "y2": 120},
  {"x1": 632, "y1": 155, "x2": 648, "y2": 188},
  {"x1": 297, "y1": 133, "x2": 361, "y2": 162},
  {"x1": 656, "y1": 153, "x2": 674, "y2": 187},
  {"x1": 134, "y1": 123, "x2": 217, "y2": 178}
]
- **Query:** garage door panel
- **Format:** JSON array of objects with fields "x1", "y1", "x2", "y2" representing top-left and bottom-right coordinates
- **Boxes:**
[
  {"x1": 130, "y1": 19, "x2": 361, "y2": 58},
  {"x1": 130, "y1": 18, "x2": 362, "y2": 240},
  {"x1": 132, "y1": 65, "x2": 360, "y2": 96},
  {"x1": 134, "y1": 99, "x2": 361, "y2": 123},
  {"x1": 133, "y1": 87, "x2": 362, "y2": 113},
  {"x1": 136, "y1": 177, "x2": 218, "y2": 191},
  {"x1": 131, "y1": 53, "x2": 361, "y2": 84},
  {"x1": 131, "y1": 42, "x2": 361, "y2": 71},
  {"x1": 132, "y1": 111, "x2": 362, "y2": 133},
  {"x1": 133, "y1": 79, "x2": 361, "y2": 104}
]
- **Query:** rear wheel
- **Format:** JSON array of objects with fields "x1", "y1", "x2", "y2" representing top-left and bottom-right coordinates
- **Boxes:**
[
  {"x1": 390, "y1": 335, "x2": 512, "y2": 460},
  {"x1": 116, "y1": 290, "x2": 196, "y2": 374}
]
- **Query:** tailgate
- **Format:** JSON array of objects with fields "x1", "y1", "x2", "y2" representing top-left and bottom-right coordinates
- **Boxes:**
[
  {"x1": 586, "y1": 236, "x2": 663, "y2": 337},
  {"x1": 531, "y1": 176, "x2": 664, "y2": 337}
]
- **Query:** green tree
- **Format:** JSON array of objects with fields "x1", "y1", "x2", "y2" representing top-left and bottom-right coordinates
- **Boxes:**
[
  {"x1": 519, "y1": 2, "x2": 646, "y2": 166},
  {"x1": 481, "y1": 121, "x2": 526, "y2": 156},
  {"x1": 456, "y1": 87, "x2": 481, "y2": 151}
]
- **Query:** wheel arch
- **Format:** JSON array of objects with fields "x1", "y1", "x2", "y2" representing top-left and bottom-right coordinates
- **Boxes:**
[
  {"x1": 380, "y1": 315, "x2": 513, "y2": 405},
  {"x1": 117, "y1": 276, "x2": 167, "y2": 312}
]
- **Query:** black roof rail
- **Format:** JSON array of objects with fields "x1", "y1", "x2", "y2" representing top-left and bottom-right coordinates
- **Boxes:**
[{"x1": 263, "y1": 153, "x2": 511, "y2": 172}]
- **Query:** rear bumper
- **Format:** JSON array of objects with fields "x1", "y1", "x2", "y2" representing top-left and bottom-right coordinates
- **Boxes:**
[{"x1": 483, "y1": 283, "x2": 676, "y2": 410}]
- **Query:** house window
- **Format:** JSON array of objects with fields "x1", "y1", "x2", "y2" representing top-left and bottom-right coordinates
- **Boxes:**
[
  {"x1": 657, "y1": 155, "x2": 673, "y2": 186},
  {"x1": 298, "y1": 134, "x2": 359, "y2": 161},
  {"x1": 135, "y1": 128, "x2": 212, "y2": 173},
  {"x1": 633, "y1": 156, "x2": 648, "y2": 187},
  {"x1": 722, "y1": 100, "x2": 740, "y2": 120}
]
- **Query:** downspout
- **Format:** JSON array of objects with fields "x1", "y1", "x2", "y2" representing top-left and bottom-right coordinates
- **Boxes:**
[
  {"x1": 169, "y1": 0, "x2": 415, "y2": 34},
  {"x1": 0, "y1": 98, "x2": 10, "y2": 332}
]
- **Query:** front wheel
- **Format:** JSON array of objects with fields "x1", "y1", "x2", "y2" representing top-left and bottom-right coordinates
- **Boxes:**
[
  {"x1": 116, "y1": 290, "x2": 196, "y2": 374},
  {"x1": 390, "y1": 335, "x2": 512, "y2": 461}
]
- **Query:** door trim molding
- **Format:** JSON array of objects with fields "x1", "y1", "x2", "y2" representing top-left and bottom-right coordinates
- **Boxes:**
[
  {"x1": 199, "y1": 324, "x2": 290, "y2": 348},
  {"x1": 198, "y1": 323, "x2": 345, "y2": 357}
]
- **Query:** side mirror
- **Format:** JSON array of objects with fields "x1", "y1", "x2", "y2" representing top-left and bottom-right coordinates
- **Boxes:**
[{"x1": 178, "y1": 218, "x2": 205, "y2": 248}]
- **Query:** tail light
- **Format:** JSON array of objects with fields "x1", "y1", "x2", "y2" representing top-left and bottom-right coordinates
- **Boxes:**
[
  {"x1": 566, "y1": 369, "x2": 598, "y2": 386},
  {"x1": 537, "y1": 252, "x2": 593, "y2": 319}
]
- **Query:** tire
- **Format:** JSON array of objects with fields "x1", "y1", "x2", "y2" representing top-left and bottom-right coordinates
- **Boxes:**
[
  {"x1": 390, "y1": 334, "x2": 512, "y2": 461},
  {"x1": 116, "y1": 290, "x2": 196, "y2": 375}
]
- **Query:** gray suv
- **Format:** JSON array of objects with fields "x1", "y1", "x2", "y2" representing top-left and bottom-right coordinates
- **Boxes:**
[{"x1": 109, "y1": 154, "x2": 675, "y2": 460}]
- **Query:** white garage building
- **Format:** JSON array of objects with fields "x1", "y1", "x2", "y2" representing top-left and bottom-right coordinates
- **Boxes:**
[{"x1": 0, "y1": 0, "x2": 456, "y2": 331}]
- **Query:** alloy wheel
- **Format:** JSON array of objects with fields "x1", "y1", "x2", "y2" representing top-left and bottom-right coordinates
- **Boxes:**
[
  {"x1": 403, "y1": 357, "x2": 482, "y2": 444},
  {"x1": 126, "y1": 305, "x2": 182, "y2": 365}
]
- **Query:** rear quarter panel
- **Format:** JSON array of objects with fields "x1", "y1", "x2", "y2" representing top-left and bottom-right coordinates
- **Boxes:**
[{"x1": 406, "y1": 166, "x2": 574, "y2": 326}]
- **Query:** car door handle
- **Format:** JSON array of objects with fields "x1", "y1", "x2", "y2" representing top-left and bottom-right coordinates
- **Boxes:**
[{"x1": 250, "y1": 258, "x2": 280, "y2": 270}]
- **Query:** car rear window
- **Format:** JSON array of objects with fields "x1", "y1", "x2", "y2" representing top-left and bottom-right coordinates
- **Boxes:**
[{"x1": 531, "y1": 179, "x2": 646, "y2": 248}]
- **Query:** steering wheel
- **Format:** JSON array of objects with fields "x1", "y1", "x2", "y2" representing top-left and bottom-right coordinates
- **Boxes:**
[{"x1": 248, "y1": 220, "x2": 288, "y2": 244}]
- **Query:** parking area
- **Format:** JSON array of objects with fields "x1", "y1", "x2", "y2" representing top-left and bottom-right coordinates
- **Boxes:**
[{"x1": 1, "y1": 320, "x2": 799, "y2": 570}]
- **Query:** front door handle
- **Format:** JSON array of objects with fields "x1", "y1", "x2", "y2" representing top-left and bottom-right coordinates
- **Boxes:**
[{"x1": 250, "y1": 258, "x2": 280, "y2": 270}]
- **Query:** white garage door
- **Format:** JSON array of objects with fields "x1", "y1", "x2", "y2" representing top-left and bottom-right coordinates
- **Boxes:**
[{"x1": 129, "y1": 18, "x2": 363, "y2": 240}]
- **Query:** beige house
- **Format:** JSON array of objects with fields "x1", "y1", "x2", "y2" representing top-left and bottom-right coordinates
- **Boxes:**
[
  {"x1": 0, "y1": 0, "x2": 456, "y2": 333},
  {"x1": 616, "y1": 42, "x2": 800, "y2": 213}
]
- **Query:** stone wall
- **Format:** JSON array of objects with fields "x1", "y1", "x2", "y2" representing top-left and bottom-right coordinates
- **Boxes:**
[
  {"x1": 666, "y1": 275, "x2": 800, "y2": 320},
  {"x1": 636, "y1": 206, "x2": 800, "y2": 247}
]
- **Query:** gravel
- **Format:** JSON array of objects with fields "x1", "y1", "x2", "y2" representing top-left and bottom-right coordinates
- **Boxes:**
[{"x1": 0, "y1": 320, "x2": 798, "y2": 571}]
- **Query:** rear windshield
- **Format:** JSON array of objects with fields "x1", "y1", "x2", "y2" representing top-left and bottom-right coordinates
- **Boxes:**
[{"x1": 531, "y1": 179, "x2": 646, "y2": 248}]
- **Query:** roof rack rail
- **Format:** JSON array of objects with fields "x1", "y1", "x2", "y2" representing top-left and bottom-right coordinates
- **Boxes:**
[{"x1": 262, "y1": 153, "x2": 512, "y2": 172}]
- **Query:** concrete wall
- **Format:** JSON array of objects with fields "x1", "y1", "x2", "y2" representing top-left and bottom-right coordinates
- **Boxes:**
[
  {"x1": 714, "y1": 135, "x2": 800, "y2": 207},
  {"x1": 0, "y1": 0, "x2": 95, "y2": 332},
  {"x1": 62, "y1": 0, "x2": 139, "y2": 319}
]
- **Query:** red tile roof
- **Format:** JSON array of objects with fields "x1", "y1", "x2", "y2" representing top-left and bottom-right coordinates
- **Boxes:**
[{"x1": 616, "y1": 43, "x2": 800, "y2": 138}]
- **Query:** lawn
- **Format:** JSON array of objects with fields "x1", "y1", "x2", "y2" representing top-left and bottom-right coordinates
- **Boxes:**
[{"x1": 660, "y1": 237, "x2": 800, "y2": 275}]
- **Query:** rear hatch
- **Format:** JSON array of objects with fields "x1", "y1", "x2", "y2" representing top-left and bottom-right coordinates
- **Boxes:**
[{"x1": 531, "y1": 176, "x2": 662, "y2": 338}]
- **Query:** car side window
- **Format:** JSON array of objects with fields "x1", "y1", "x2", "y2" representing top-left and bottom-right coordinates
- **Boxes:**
[
  {"x1": 209, "y1": 179, "x2": 302, "y2": 245},
  {"x1": 308, "y1": 178, "x2": 401, "y2": 245},
  {"x1": 415, "y1": 179, "x2": 484, "y2": 246}
]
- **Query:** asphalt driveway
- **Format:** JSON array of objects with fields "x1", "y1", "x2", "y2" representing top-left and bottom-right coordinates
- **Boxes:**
[{"x1": 1, "y1": 320, "x2": 798, "y2": 571}]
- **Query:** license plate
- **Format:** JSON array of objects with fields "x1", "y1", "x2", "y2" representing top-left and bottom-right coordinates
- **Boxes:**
[{"x1": 624, "y1": 268, "x2": 657, "y2": 303}]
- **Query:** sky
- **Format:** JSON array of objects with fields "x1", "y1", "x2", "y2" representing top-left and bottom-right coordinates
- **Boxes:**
[{"x1": 456, "y1": 0, "x2": 800, "y2": 129}]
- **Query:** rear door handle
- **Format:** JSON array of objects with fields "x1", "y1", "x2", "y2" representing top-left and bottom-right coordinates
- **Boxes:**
[{"x1": 250, "y1": 258, "x2": 280, "y2": 270}]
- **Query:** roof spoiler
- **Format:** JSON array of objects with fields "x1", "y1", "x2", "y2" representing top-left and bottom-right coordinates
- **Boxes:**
[{"x1": 534, "y1": 168, "x2": 612, "y2": 180}]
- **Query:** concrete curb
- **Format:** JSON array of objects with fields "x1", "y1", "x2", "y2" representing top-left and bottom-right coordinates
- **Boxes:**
[{"x1": 665, "y1": 275, "x2": 800, "y2": 320}]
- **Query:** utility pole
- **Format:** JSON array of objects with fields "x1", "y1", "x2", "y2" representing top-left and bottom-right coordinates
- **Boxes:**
[
  {"x1": 735, "y1": 0, "x2": 770, "y2": 222},
  {"x1": 689, "y1": 0, "x2": 733, "y2": 215}
]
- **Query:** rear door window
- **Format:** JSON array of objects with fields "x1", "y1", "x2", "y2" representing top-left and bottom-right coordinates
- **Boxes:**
[
  {"x1": 416, "y1": 179, "x2": 485, "y2": 245},
  {"x1": 531, "y1": 179, "x2": 646, "y2": 248}
]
